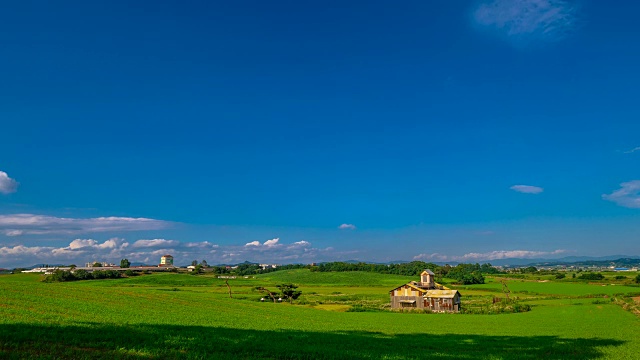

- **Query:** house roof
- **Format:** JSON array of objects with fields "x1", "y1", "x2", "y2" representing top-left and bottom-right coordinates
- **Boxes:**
[
  {"x1": 162, "y1": 255, "x2": 173, "y2": 258},
  {"x1": 424, "y1": 290, "x2": 461, "y2": 299},
  {"x1": 421, "y1": 269, "x2": 435, "y2": 276},
  {"x1": 389, "y1": 283, "x2": 426, "y2": 294},
  {"x1": 390, "y1": 281, "x2": 452, "y2": 293}
]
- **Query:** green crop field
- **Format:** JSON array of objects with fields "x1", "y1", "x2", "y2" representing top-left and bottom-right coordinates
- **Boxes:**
[
  {"x1": 1, "y1": 271, "x2": 640, "y2": 359},
  {"x1": 462, "y1": 278, "x2": 640, "y2": 297}
]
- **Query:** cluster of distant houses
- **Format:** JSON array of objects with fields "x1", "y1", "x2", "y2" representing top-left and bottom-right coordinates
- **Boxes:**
[
  {"x1": 21, "y1": 255, "x2": 178, "y2": 275},
  {"x1": 18, "y1": 255, "x2": 283, "y2": 275}
]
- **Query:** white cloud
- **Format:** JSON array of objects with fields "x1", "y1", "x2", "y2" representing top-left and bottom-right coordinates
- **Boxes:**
[
  {"x1": 624, "y1": 147, "x2": 640, "y2": 154},
  {"x1": 510, "y1": 185, "x2": 544, "y2": 194},
  {"x1": 245, "y1": 241, "x2": 261, "y2": 247},
  {"x1": 458, "y1": 249, "x2": 566, "y2": 261},
  {"x1": 0, "y1": 238, "x2": 348, "y2": 268},
  {"x1": 602, "y1": 181, "x2": 640, "y2": 209},
  {"x1": 4, "y1": 230, "x2": 24, "y2": 237},
  {"x1": 132, "y1": 239, "x2": 180, "y2": 248},
  {"x1": 414, "y1": 249, "x2": 566, "y2": 262},
  {"x1": 413, "y1": 253, "x2": 449, "y2": 262},
  {"x1": 0, "y1": 171, "x2": 18, "y2": 194},
  {"x1": 0, "y1": 245, "x2": 53, "y2": 257},
  {"x1": 263, "y1": 238, "x2": 280, "y2": 247},
  {"x1": 474, "y1": 0, "x2": 578, "y2": 43},
  {"x1": 184, "y1": 241, "x2": 218, "y2": 249},
  {"x1": 0, "y1": 214, "x2": 171, "y2": 236},
  {"x1": 0, "y1": 237, "x2": 131, "y2": 265},
  {"x1": 289, "y1": 240, "x2": 311, "y2": 248},
  {"x1": 338, "y1": 224, "x2": 356, "y2": 230}
]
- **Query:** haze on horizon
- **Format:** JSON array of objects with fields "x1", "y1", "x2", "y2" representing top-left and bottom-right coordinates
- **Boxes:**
[{"x1": 1, "y1": 0, "x2": 639, "y2": 268}]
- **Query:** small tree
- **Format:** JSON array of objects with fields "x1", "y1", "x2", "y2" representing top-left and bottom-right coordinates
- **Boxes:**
[
  {"x1": 191, "y1": 264, "x2": 203, "y2": 274},
  {"x1": 191, "y1": 260, "x2": 198, "y2": 266},
  {"x1": 276, "y1": 283, "x2": 302, "y2": 304},
  {"x1": 201, "y1": 260, "x2": 208, "y2": 267},
  {"x1": 93, "y1": 262, "x2": 102, "y2": 268},
  {"x1": 635, "y1": 274, "x2": 640, "y2": 284},
  {"x1": 120, "y1": 259, "x2": 131, "y2": 268}
]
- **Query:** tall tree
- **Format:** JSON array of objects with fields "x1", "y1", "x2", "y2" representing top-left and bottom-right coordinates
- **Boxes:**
[{"x1": 120, "y1": 259, "x2": 131, "y2": 268}]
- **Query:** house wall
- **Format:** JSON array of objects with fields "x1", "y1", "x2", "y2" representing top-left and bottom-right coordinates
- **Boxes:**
[
  {"x1": 390, "y1": 295, "x2": 424, "y2": 309},
  {"x1": 424, "y1": 295, "x2": 461, "y2": 312}
]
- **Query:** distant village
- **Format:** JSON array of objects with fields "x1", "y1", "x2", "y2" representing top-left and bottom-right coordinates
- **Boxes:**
[{"x1": 18, "y1": 254, "x2": 284, "y2": 275}]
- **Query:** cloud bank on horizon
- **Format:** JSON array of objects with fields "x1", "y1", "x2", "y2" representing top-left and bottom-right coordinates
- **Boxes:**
[
  {"x1": 0, "y1": 214, "x2": 171, "y2": 236},
  {"x1": 414, "y1": 249, "x2": 567, "y2": 262},
  {"x1": 0, "y1": 237, "x2": 339, "y2": 268},
  {"x1": 473, "y1": 0, "x2": 578, "y2": 44}
]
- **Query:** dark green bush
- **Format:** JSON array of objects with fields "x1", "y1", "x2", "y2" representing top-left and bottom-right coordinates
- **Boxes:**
[
  {"x1": 124, "y1": 269, "x2": 137, "y2": 277},
  {"x1": 578, "y1": 273, "x2": 604, "y2": 281}
]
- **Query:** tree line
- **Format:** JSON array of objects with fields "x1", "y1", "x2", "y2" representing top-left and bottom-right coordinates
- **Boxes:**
[
  {"x1": 312, "y1": 261, "x2": 502, "y2": 284},
  {"x1": 42, "y1": 269, "x2": 139, "y2": 282}
]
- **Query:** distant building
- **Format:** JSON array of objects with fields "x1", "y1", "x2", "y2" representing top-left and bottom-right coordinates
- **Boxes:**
[
  {"x1": 85, "y1": 261, "x2": 115, "y2": 267},
  {"x1": 389, "y1": 269, "x2": 462, "y2": 312},
  {"x1": 160, "y1": 255, "x2": 174, "y2": 266}
]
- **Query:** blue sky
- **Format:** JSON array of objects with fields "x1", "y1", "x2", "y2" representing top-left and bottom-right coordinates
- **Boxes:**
[{"x1": 1, "y1": 0, "x2": 639, "y2": 267}]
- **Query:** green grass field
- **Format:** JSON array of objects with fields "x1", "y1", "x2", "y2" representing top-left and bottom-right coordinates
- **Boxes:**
[{"x1": 1, "y1": 271, "x2": 639, "y2": 359}]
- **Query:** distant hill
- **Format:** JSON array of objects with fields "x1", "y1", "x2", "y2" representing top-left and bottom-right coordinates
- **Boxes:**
[{"x1": 25, "y1": 263, "x2": 66, "y2": 269}]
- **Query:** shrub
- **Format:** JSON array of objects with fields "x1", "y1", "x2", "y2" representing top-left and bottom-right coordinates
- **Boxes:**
[
  {"x1": 124, "y1": 269, "x2": 137, "y2": 277},
  {"x1": 346, "y1": 305, "x2": 368, "y2": 312},
  {"x1": 43, "y1": 270, "x2": 76, "y2": 283},
  {"x1": 73, "y1": 269, "x2": 92, "y2": 280},
  {"x1": 614, "y1": 275, "x2": 626, "y2": 280},
  {"x1": 578, "y1": 273, "x2": 604, "y2": 281},
  {"x1": 635, "y1": 274, "x2": 640, "y2": 284},
  {"x1": 555, "y1": 273, "x2": 566, "y2": 280}
]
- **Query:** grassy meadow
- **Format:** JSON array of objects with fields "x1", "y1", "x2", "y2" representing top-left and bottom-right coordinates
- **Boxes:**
[{"x1": 1, "y1": 270, "x2": 640, "y2": 359}]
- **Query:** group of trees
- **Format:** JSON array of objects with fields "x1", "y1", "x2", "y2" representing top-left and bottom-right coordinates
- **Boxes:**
[
  {"x1": 311, "y1": 261, "x2": 492, "y2": 285},
  {"x1": 442, "y1": 264, "x2": 486, "y2": 285},
  {"x1": 255, "y1": 283, "x2": 302, "y2": 303},
  {"x1": 578, "y1": 273, "x2": 605, "y2": 281},
  {"x1": 313, "y1": 261, "x2": 441, "y2": 276},
  {"x1": 191, "y1": 260, "x2": 208, "y2": 267},
  {"x1": 312, "y1": 261, "x2": 495, "y2": 285},
  {"x1": 191, "y1": 262, "x2": 308, "y2": 276},
  {"x1": 43, "y1": 269, "x2": 130, "y2": 282}
]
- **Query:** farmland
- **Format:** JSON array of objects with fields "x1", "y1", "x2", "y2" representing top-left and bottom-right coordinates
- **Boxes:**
[{"x1": 1, "y1": 270, "x2": 640, "y2": 359}]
